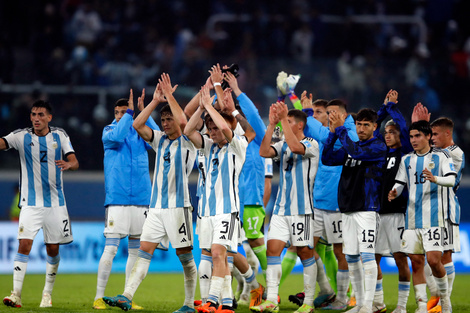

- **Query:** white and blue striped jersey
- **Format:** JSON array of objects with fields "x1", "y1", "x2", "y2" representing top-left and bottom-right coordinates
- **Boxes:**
[
  {"x1": 199, "y1": 134, "x2": 248, "y2": 216},
  {"x1": 2, "y1": 127, "x2": 75, "y2": 208},
  {"x1": 271, "y1": 137, "x2": 319, "y2": 216},
  {"x1": 148, "y1": 131, "x2": 196, "y2": 209},
  {"x1": 444, "y1": 145, "x2": 465, "y2": 224},
  {"x1": 395, "y1": 148, "x2": 456, "y2": 229}
]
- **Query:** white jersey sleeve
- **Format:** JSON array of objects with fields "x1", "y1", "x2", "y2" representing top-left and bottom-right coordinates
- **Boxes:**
[{"x1": 265, "y1": 158, "x2": 273, "y2": 178}]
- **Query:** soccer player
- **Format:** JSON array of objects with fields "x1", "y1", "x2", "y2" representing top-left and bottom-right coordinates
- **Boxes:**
[
  {"x1": 389, "y1": 120, "x2": 456, "y2": 313},
  {"x1": 103, "y1": 74, "x2": 197, "y2": 313},
  {"x1": 373, "y1": 90, "x2": 412, "y2": 313},
  {"x1": 300, "y1": 96, "x2": 359, "y2": 310},
  {"x1": 93, "y1": 89, "x2": 159, "y2": 310},
  {"x1": 1, "y1": 100, "x2": 79, "y2": 308},
  {"x1": 322, "y1": 108, "x2": 387, "y2": 313},
  {"x1": 224, "y1": 71, "x2": 269, "y2": 289},
  {"x1": 426, "y1": 117, "x2": 464, "y2": 312},
  {"x1": 253, "y1": 102, "x2": 320, "y2": 313},
  {"x1": 185, "y1": 84, "x2": 256, "y2": 313}
]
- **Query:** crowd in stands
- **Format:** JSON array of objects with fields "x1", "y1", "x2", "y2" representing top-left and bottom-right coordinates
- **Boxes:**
[{"x1": 0, "y1": 0, "x2": 469, "y2": 170}]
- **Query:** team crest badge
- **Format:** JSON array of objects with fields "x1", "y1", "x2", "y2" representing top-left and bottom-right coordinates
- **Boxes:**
[
  {"x1": 19, "y1": 225, "x2": 24, "y2": 233},
  {"x1": 109, "y1": 219, "x2": 114, "y2": 227},
  {"x1": 52, "y1": 141, "x2": 58, "y2": 149},
  {"x1": 428, "y1": 161, "x2": 435, "y2": 170}
]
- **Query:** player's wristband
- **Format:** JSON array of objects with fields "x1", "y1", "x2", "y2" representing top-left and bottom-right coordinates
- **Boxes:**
[
  {"x1": 231, "y1": 110, "x2": 240, "y2": 117},
  {"x1": 126, "y1": 109, "x2": 134, "y2": 115},
  {"x1": 213, "y1": 82, "x2": 221, "y2": 87}
]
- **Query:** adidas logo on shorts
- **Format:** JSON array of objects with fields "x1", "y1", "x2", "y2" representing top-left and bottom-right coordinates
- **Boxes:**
[
  {"x1": 219, "y1": 235, "x2": 226, "y2": 240},
  {"x1": 367, "y1": 244, "x2": 373, "y2": 249},
  {"x1": 181, "y1": 238, "x2": 187, "y2": 243},
  {"x1": 297, "y1": 238, "x2": 303, "y2": 241},
  {"x1": 433, "y1": 242, "x2": 440, "y2": 246}
]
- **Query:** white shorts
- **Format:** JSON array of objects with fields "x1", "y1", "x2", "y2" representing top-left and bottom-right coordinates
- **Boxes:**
[
  {"x1": 443, "y1": 220, "x2": 460, "y2": 253},
  {"x1": 104, "y1": 205, "x2": 148, "y2": 238},
  {"x1": 313, "y1": 209, "x2": 343, "y2": 244},
  {"x1": 401, "y1": 227, "x2": 444, "y2": 254},
  {"x1": 267, "y1": 214, "x2": 314, "y2": 248},
  {"x1": 239, "y1": 227, "x2": 247, "y2": 245},
  {"x1": 376, "y1": 213, "x2": 406, "y2": 255},
  {"x1": 140, "y1": 207, "x2": 193, "y2": 249},
  {"x1": 342, "y1": 211, "x2": 377, "y2": 255},
  {"x1": 198, "y1": 213, "x2": 240, "y2": 253},
  {"x1": 18, "y1": 206, "x2": 73, "y2": 244}
]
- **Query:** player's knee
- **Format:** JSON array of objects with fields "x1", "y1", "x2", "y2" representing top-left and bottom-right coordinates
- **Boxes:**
[
  {"x1": 104, "y1": 244, "x2": 118, "y2": 257},
  {"x1": 104, "y1": 238, "x2": 120, "y2": 257}
]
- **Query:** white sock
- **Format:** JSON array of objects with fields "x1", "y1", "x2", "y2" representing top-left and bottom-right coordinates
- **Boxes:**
[
  {"x1": 362, "y1": 254, "x2": 378, "y2": 309},
  {"x1": 414, "y1": 283, "x2": 428, "y2": 309},
  {"x1": 302, "y1": 257, "x2": 317, "y2": 306},
  {"x1": 337, "y1": 269, "x2": 349, "y2": 303},
  {"x1": 179, "y1": 253, "x2": 197, "y2": 308},
  {"x1": 199, "y1": 255, "x2": 212, "y2": 303},
  {"x1": 346, "y1": 255, "x2": 364, "y2": 307},
  {"x1": 43, "y1": 254, "x2": 60, "y2": 295},
  {"x1": 95, "y1": 238, "x2": 119, "y2": 300},
  {"x1": 125, "y1": 239, "x2": 140, "y2": 287},
  {"x1": 315, "y1": 258, "x2": 333, "y2": 295},
  {"x1": 266, "y1": 256, "x2": 281, "y2": 304},
  {"x1": 13, "y1": 253, "x2": 29, "y2": 296},
  {"x1": 434, "y1": 275, "x2": 449, "y2": 301},
  {"x1": 232, "y1": 266, "x2": 244, "y2": 295},
  {"x1": 241, "y1": 266, "x2": 259, "y2": 290},
  {"x1": 397, "y1": 281, "x2": 410, "y2": 308},
  {"x1": 221, "y1": 275, "x2": 233, "y2": 307},
  {"x1": 424, "y1": 263, "x2": 439, "y2": 297},
  {"x1": 444, "y1": 262, "x2": 455, "y2": 297},
  {"x1": 122, "y1": 250, "x2": 152, "y2": 300},
  {"x1": 208, "y1": 276, "x2": 224, "y2": 304},
  {"x1": 243, "y1": 241, "x2": 260, "y2": 276},
  {"x1": 373, "y1": 278, "x2": 384, "y2": 305}
]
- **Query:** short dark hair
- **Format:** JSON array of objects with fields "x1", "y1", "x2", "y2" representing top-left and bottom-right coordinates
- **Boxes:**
[
  {"x1": 312, "y1": 99, "x2": 328, "y2": 108},
  {"x1": 409, "y1": 120, "x2": 432, "y2": 136},
  {"x1": 115, "y1": 98, "x2": 128, "y2": 107},
  {"x1": 430, "y1": 117, "x2": 454, "y2": 131},
  {"x1": 287, "y1": 109, "x2": 307, "y2": 130},
  {"x1": 326, "y1": 99, "x2": 347, "y2": 112},
  {"x1": 204, "y1": 112, "x2": 235, "y2": 129},
  {"x1": 32, "y1": 100, "x2": 53, "y2": 114},
  {"x1": 160, "y1": 104, "x2": 172, "y2": 116},
  {"x1": 356, "y1": 108, "x2": 378, "y2": 123}
]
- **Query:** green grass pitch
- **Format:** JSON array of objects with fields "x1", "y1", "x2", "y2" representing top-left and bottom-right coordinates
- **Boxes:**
[{"x1": 1, "y1": 273, "x2": 470, "y2": 312}]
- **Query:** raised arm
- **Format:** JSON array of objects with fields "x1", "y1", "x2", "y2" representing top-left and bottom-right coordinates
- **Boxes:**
[
  {"x1": 202, "y1": 85, "x2": 233, "y2": 143},
  {"x1": 225, "y1": 71, "x2": 266, "y2": 144},
  {"x1": 159, "y1": 73, "x2": 185, "y2": 131},
  {"x1": 259, "y1": 104, "x2": 280, "y2": 158},
  {"x1": 301, "y1": 91, "x2": 330, "y2": 142},
  {"x1": 102, "y1": 89, "x2": 135, "y2": 149},
  {"x1": 209, "y1": 64, "x2": 224, "y2": 111},
  {"x1": 183, "y1": 105, "x2": 205, "y2": 149},
  {"x1": 184, "y1": 76, "x2": 212, "y2": 118},
  {"x1": 222, "y1": 87, "x2": 255, "y2": 143},
  {"x1": 0, "y1": 138, "x2": 6, "y2": 151},
  {"x1": 276, "y1": 102, "x2": 306, "y2": 155},
  {"x1": 133, "y1": 84, "x2": 164, "y2": 142}
]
